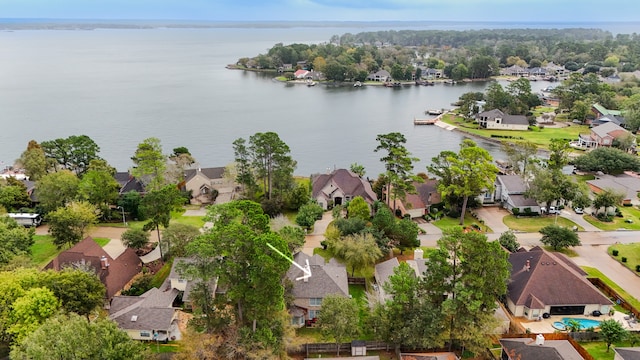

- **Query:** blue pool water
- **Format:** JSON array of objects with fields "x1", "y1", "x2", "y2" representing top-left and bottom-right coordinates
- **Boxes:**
[{"x1": 553, "y1": 318, "x2": 601, "y2": 330}]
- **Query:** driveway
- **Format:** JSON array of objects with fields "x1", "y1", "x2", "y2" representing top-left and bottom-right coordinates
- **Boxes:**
[
  {"x1": 302, "y1": 211, "x2": 333, "y2": 255},
  {"x1": 558, "y1": 209, "x2": 602, "y2": 232},
  {"x1": 474, "y1": 207, "x2": 510, "y2": 234}
]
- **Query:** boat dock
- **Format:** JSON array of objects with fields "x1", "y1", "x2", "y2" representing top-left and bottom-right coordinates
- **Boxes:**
[{"x1": 413, "y1": 118, "x2": 438, "y2": 125}]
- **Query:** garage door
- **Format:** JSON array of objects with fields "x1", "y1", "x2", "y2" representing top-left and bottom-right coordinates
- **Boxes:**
[{"x1": 550, "y1": 306, "x2": 585, "y2": 315}]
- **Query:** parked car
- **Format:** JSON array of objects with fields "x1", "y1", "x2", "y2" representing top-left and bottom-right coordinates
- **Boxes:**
[
  {"x1": 574, "y1": 207, "x2": 584, "y2": 214},
  {"x1": 541, "y1": 206, "x2": 560, "y2": 214}
]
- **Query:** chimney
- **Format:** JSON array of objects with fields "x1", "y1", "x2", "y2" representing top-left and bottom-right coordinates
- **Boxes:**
[
  {"x1": 414, "y1": 248, "x2": 424, "y2": 260},
  {"x1": 524, "y1": 259, "x2": 530, "y2": 272},
  {"x1": 100, "y1": 256, "x2": 110, "y2": 270},
  {"x1": 535, "y1": 334, "x2": 545, "y2": 345}
]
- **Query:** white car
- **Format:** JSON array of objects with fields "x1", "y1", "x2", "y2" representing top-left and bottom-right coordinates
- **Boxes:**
[
  {"x1": 574, "y1": 207, "x2": 584, "y2": 214},
  {"x1": 541, "y1": 206, "x2": 559, "y2": 214}
]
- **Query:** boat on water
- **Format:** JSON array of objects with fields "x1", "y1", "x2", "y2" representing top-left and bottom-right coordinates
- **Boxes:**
[
  {"x1": 353, "y1": 81, "x2": 362, "y2": 87},
  {"x1": 413, "y1": 118, "x2": 438, "y2": 125},
  {"x1": 384, "y1": 82, "x2": 402, "y2": 88},
  {"x1": 306, "y1": 80, "x2": 317, "y2": 87},
  {"x1": 443, "y1": 79, "x2": 457, "y2": 85},
  {"x1": 415, "y1": 80, "x2": 435, "y2": 86},
  {"x1": 425, "y1": 109, "x2": 443, "y2": 115}
]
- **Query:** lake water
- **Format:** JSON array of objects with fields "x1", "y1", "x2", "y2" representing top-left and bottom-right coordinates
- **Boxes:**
[{"x1": 0, "y1": 22, "x2": 618, "y2": 176}]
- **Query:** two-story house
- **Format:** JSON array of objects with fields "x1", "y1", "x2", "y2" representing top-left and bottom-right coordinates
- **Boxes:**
[
  {"x1": 476, "y1": 109, "x2": 529, "y2": 131},
  {"x1": 311, "y1": 169, "x2": 377, "y2": 210},
  {"x1": 576, "y1": 122, "x2": 630, "y2": 149},
  {"x1": 491, "y1": 175, "x2": 540, "y2": 214},
  {"x1": 183, "y1": 167, "x2": 235, "y2": 205}
]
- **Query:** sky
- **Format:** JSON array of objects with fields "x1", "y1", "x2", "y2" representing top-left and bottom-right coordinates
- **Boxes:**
[{"x1": 1, "y1": 0, "x2": 639, "y2": 22}]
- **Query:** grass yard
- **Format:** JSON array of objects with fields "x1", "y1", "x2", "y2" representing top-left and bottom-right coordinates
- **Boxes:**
[
  {"x1": 31, "y1": 235, "x2": 60, "y2": 267},
  {"x1": 432, "y1": 213, "x2": 492, "y2": 233},
  {"x1": 150, "y1": 258, "x2": 173, "y2": 288},
  {"x1": 144, "y1": 342, "x2": 181, "y2": 354},
  {"x1": 295, "y1": 327, "x2": 323, "y2": 343},
  {"x1": 93, "y1": 237, "x2": 110, "y2": 247},
  {"x1": 608, "y1": 243, "x2": 640, "y2": 275},
  {"x1": 582, "y1": 266, "x2": 640, "y2": 312},
  {"x1": 580, "y1": 340, "x2": 638, "y2": 360},
  {"x1": 171, "y1": 210, "x2": 206, "y2": 228},
  {"x1": 502, "y1": 214, "x2": 583, "y2": 232},
  {"x1": 441, "y1": 114, "x2": 588, "y2": 149},
  {"x1": 583, "y1": 206, "x2": 640, "y2": 231}
]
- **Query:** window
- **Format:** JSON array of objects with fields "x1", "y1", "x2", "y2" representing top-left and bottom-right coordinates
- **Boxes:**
[
  {"x1": 309, "y1": 310, "x2": 320, "y2": 319},
  {"x1": 140, "y1": 331, "x2": 151, "y2": 338},
  {"x1": 310, "y1": 298, "x2": 322, "y2": 306}
]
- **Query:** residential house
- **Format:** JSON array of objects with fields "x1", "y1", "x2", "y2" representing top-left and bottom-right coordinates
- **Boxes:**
[
  {"x1": 46, "y1": 237, "x2": 142, "y2": 299},
  {"x1": 528, "y1": 67, "x2": 547, "y2": 77},
  {"x1": 500, "y1": 65, "x2": 528, "y2": 77},
  {"x1": 492, "y1": 175, "x2": 540, "y2": 214},
  {"x1": 500, "y1": 336, "x2": 585, "y2": 360},
  {"x1": 167, "y1": 257, "x2": 220, "y2": 309},
  {"x1": 287, "y1": 252, "x2": 349, "y2": 327},
  {"x1": 304, "y1": 70, "x2": 324, "y2": 81},
  {"x1": 507, "y1": 247, "x2": 612, "y2": 320},
  {"x1": 294, "y1": 69, "x2": 310, "y2": 79},
  {"x1": 592, "y1": 103, "x2": 622, "y2": 120},
  {"x1": 591, "y1": 114, "x2": 626, "y2": 128},
  {"x1": 423, "y1": 68, "x2": 443, "y2": 79},
  {"x1": 373, "y1": 257, "x2": 399, "y2": 303},
  {"x1": 586, "y1": 173, "x2": 640, "y2": 206},
  {"x1": 545, "y1": 62, "x2": 569, "y2": 78},
  {"x1": 476, "y1": 109, "x2": 529, "y2": 131},
  {"x1": 396, "y1": 179, "x2": 442, "y2": 219},
  {"x1": 183, "y1": 167, "x2": 235, "y2": 205},
  {"x1": 311, "y1": 168, "x2": 377, "y2": 210},
  {"x1": 575, "y1": 122, "x2": 630, "y2": 149},
  {"x1": 614, "y1": 347, "x2": 640, "y2": 360},
  {"x1": 366, "y1": 70, "x2": 391, "y2": 82},
  {"x1": 114, "y1": 171, "x2": 145, "y2": 195},
  {"x1": 109, "y1": 287, "x2": 181, "y2": 341}
]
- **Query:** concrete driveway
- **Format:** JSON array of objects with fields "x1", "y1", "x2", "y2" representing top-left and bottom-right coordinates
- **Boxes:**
[
  {"x1": 474, "y1": 207, "x2": 510, "y2": 234},
  {"x1": 558, "y1": 209, "x2": 602, "y2": 232},
  {"x1": 302, "y1": 211, "x2": 334, "y2": 255}
]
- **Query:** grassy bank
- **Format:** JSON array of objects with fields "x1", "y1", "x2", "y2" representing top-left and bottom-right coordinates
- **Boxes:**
[{"x1": 502, "y1": 214, "x2": 582, "y2": 232}]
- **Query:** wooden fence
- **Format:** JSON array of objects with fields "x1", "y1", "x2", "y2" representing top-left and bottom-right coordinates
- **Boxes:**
[
  {"x1": 347, "y1": 277, "x2": 366, "y2": 285},
  {"x1": 288, "y1": 341, "x2": 390, "y2": 357},
  {"x1": 588, "y1": 277, "x2": 640, "y2": 318}
]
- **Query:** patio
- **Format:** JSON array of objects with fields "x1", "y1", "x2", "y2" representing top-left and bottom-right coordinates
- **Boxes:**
[{"x1": 517, "y1": 311, "x2": 635, "y2": 334}]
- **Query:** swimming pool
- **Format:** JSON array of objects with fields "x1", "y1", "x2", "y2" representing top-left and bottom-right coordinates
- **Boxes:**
[{"x1": 552, "y1": 318, "x2": 601, "y2": 331}]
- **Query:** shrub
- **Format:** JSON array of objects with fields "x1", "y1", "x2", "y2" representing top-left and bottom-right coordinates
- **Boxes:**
[
  {"x1": 512, "y1": 208, "x2": 520, "y2": 216},
  {"x1": 636, "y1": 265, "x2": 640, "y2": 272},
  {"x1": 523, "y1": 207, "x2": 532, "y2": 216},
  {"x1": 622, "y1": 257, "x2": 628, "y2": 263},
  {"x1": 612, "y1": 249, "x2": 619, "y2": 256}
]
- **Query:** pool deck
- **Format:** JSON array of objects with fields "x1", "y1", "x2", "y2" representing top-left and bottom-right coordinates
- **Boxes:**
[{"x1": 517, "y1": 311, "x2": 636, "y2": 333}]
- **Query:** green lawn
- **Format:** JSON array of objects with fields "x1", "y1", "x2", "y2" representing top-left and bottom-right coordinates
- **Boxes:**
[
  {"x1": 608, "y1": 243, "x2": 640, "y2": 274},
  {"x1": 31, "y1": 235, "x2": 60, "y2": 267},
  {"x1": 441, "y1": 114, "x2": 588, "y2": 149},
  {"x1": 143, "y1": 342, "x2": 181, "y2": 354},
  {"x1": 582, "y1": 266, "x2": 640, "y2": 311},
  {"x1": 93, "y1": 237, "x2": 110, "y2": 247},
  {"x1": 150, "y1": 258, "x2": 174, "y2": 288},
  {"x1": 432, "y1": 214, "x2": 492, "y2": 233},
  {"x1": 583, "y1": 206, "x2": 640, "y2": 231},
  {"x1": 502, "y1": 214, "x2": 583, "y2": 232},
  {"x1": 171, "y1": 210, "x2": 206, "y2": 228},
  {"x1": 580, "y1": 340, "x2": 638, "y2": 360}
]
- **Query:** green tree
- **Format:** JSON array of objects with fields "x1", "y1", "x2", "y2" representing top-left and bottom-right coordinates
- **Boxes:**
[
  {"x1": 36, "y1": 170, "x2": 80, "y2": 212},
  {"x1": 41, "y1": 268, "x2": 105, "y2": 319},
  {"x1": 0, "y1": 217, "x2": 35, "y2": 265},
  {"x1": 285, "y1": 182, "x2": 310, "y2": 211},
  {"x1": 527, "y1": 168, "x2": 584, "y2": 212},
  {"x1": 593, "y1": 189, "x2": 624, "y2": 215},
  {"x1": 350, "y1": 163, "x2": 366, "y2": 177},
  {"x1": 0, "y1": 183, "x2": 31, "y2": 212},
  {"x1": 599, "y1": 319, "x2": 628, "y2": 352},
  {"x1": 17, "y1": 140, "x2": 47, "y2": 181},
  {"x1": 295, "y1": 202, "x2": 324, "y2": 229},
  {"x1": 162, "y1": 223, "x2": 201, "y2": 257},
  {"x1": 184, "y1": 200, "x2": 291, "y2": 357},
  {"x1": 539, "y1": 224, "x2": 581, "y2": 250},
  {"x1": 391, "y1": 217, "x2": 420, "y2": 254},
  {"x1": 120, "y1": 228, "x2": 150, "y2": 250},
  {"x1": 46, "y1": 201, "x2": 98, "y2": 249},
  {"x1": 570, "y1": 100, "x2": 590, "y2": 122},
  {"x1": 277, "y1": 225, "x2": 306, "y2": 254},
  {"x1": 347, "y1": 196, "x2": 371, "y2": 221},
  {"x1": 11, "y1": 313, "x2": 147, "y2": 360},
  {"x1": 485, "y1": 82, "x2": 513, "y2": 112},
  {"x1": 140, "y1": 185, "x2": 184, "y2": 258},
  {"x1": 131, "y1": 137, "x2": 166, "y2": 192},
  {"x1": 248, "y1": 132, "x2": 296, "y2": 201},
  {"x1": 501, "y1": 140, "x2": 539, "y2": 179},
  {"x1": 574, "y1": 147, "x2": 640, "y2": 174},
  {"x1": 77, "y1": 160, "x2": 120, "y2": 218},
  {"x1": 318, "y1": 295, "x2": 360, "y2": 356},
  {"x1": 498, "y1": 230, "x2": 520, "y2": 253},
  {"x1": 0, "y1": 268, "x2": 42, "y2": 343},
  {"x1": 439, "y1": 140, "x2": 498, "y2": 225},
  {"x1": 450, "y1": 63, "x2": 468, "y2": 81},
  {"x1": 375, "y1": 132, "x2": 420, "y2": 212},
  {"x1": 334, "y1": 233, "x2": 382, "y2": 277},
  {"x1": 422, "y1": 228, "x2": 510, "y2": 353},
  {"x1": 41, "y1": 135, "x2": 101, "y2": 176},
  {"x1": 469, "y1": 55, "x2": 499, "y2": 79},
  {"x1": 8, "y1": 287, "x2": 60, "y2": 343},
  {"x1": 167, "y1": 147, "x2": 196, "y2": 184},
  {"x1": 118, "y1": 191, "x2": 142, "y2": 222},
  {"x1": 233, "y1": 137, "x2": 257, "y2": 197}
]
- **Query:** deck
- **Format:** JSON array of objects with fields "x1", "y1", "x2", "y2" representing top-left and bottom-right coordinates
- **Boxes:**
[{"x1": 413, "y1": 118, "x2": 438, "y2": 125}]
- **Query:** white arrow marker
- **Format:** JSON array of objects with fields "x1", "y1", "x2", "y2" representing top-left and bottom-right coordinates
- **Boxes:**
[{"x1": 266, "y1": 243, "x2": 312, "y2": 281}]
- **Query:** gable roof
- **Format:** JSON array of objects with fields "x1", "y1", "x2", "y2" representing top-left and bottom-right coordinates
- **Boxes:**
[
  {"x1": 591, "y1": 121, "x2": 628, "y2": 139},
  {"x1": 615, "y1": 347, "x2": 640, "y2": 360},
  {"x1": 477, "y1": 109, "x2": 529, "y2": 126},
  {"x1": 507, "y1": 247, "x2": 611, "y2": 308},
  {"x1": 312, "y1": 169, "x2": 377, "y2": 204},
  {"x1": 592, "y1": 103, "x2": 622, "y2": 117},
  {"x1": 500, "y1": 338, "x2": 584, "y2": 360},
  {"x1": 114, "y1": 171, "x2": 145, "y2": 194},
  {"x1": 404, "y1": 179, "x2": 441, "y2": 210},
  {"x1": 375, "y1": 257, "x2": 400, "y2": 287},
  {"x1": 46, "y1": 237, "x2": 141, "y2": 298},
  {"x1": 184, "y1": 167, "x2": 225, "y2": 183},
  {"x1": 498, "y1": 175, "x2": 528, "y2": 194},
  {"x1": 109, "y1": 287, "x2": 178, "y2": 331},
  {"x1": 287, "y1": 252, "x2": 349, "y2": 299}
]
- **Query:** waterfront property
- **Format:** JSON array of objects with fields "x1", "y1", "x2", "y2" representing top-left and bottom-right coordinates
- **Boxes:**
[
  {"x1": 476, "y1": 109, "x2": 529, "y2": 131},
  {"x1": 311, "y1": 168, "x2": 377, "y2": 210},
  {"x1": 574, "y1": 122, "x2": 630, "y2": 149},
  {"x1": 183, "y1": 167, "x2": 235, "y2": 205},
  {"x1": 485, "y1": 175, "x2": 541, "y2": 214}
]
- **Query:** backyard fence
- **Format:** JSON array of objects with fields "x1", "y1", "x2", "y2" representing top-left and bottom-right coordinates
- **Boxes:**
[{"x1": 588, "y1": 277, "x2": 640, "y2": 318}]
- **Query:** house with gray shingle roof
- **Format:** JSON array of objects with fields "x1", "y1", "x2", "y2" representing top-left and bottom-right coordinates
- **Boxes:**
[
  {"x1": 614, "y1": 347, "x2": 640, "y2": 360},
  {"x1": 374, "y1": 257, "x2": 400, "y2": 303},
  {"x1": 576, "y1": 122, "x2": 630, "y2": 149},
  {"x1": 287, "y1": 252, "x2": 349, "y2": 327},
  {"x1": 183, "y1": 167, "x2": 235, "y2": 205},
  {"x1": 476, "y1": 109, "x2": 529, "y2": 130},
  {"x1": 396, "y1": 179, "x2": 442, "y2": 219},
  {"x1": 312, "y1": 169, "x2": 377, "y2": 210},
  {"x1": 492, "y1": 175, "x2": 540, "y2": 214},
  {"x1": 507, "y1": 247, "x2": 612, "y2": 320},
  {"x1": 366, "y1": 69, "x2": 391, "y2": 82},
  {"x1": 167, "y1": 257, "x2": 220, "y2": 309},
  {"x1": 109, "y1": 287, "x2": 181, "y2": 341},
  {"x1": 500, "y1": 337, "x2": 585, "y2": 360}
]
